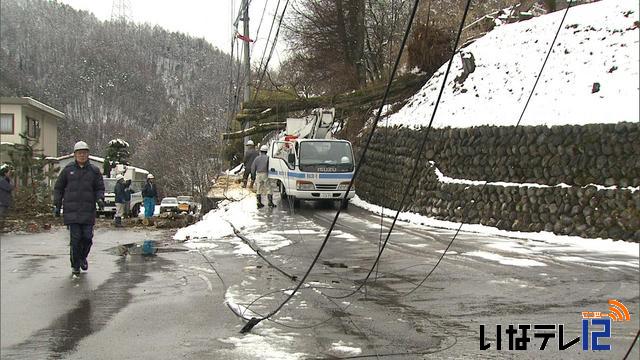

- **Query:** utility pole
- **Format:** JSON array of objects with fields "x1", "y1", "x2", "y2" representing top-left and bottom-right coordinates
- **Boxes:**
[
  {"x1": 243, "y1": 0, "x2": 251, "y2": 103},
  {"x1": 241, "y1": 0, "x2": 251, "y2": 152}
]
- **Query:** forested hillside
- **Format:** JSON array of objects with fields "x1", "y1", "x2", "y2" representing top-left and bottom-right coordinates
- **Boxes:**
[{"x1": 0, "y1": 0, "x2": 232, "y2": 162}]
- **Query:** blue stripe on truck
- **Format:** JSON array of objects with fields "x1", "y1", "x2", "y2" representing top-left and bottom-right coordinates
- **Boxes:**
[
  {"x1": 270, "y1": 170, "x2": 353, "y2": 180},
  {"x1": 318, "y1": 173, "x2": 353, "y2": 179}
]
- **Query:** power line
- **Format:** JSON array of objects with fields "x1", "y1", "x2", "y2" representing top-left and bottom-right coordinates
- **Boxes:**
[
  {"x1": 253, "y1": 0, "x2": 271, "y2": 48},
  {"x1": 322, "y1": 0, "x2": 574, "y2": 302},
  {"x1": 327, "y1": 0, "x2": 474, "y2": 301},
  {"x1": 239, "y1": 0, "x2": 424, "y2": 334},
  {"x1": 252, "y1": 0, "x2": 290, "y2": 102},
  {"x1": 401, "y1": 0, "x2": 575, "y2": 297},
  {"x1": 253, "y1": 0, "x2": 281, "y2": 95}
]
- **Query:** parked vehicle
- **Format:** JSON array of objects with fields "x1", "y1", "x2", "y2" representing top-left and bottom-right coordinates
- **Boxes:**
[
  {"x1": 98, "y1": 164, "x2": 148, "y2": 217},
  {"x1": 177, "y1": 196, "x2": 196, "y2": 213},
  {"x1": 159, "y1": 197, "x2": 179, "y2": 213},
  {"x1": 269, "y1": 108, "x2": 355, "y2": 209}
]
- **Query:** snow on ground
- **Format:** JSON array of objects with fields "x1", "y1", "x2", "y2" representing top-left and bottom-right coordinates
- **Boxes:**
[
  {"x1": 174, "y1": 195, "x2": 294, "y2": 254},
  {"x1": 430, "y1": 161, "x2": 639, "y2": 192},
  {"x1": 329, "y1": 340, "x2": 362, "y2": 356},
  {"x1": 351, "y1": 195, "x2": 639, "y2": 259},
  {"x1": 385, "y1": 0, "x2": 639, "y2": 128},
  {"x1": 221, "y1": 285, "x2": 308, "y2": 359},
  {"x1": 465, "y1": 251, "x2": 547, "y2": 267},
  {"x1": 225, "y1": 163, "x2": 244, "y2": 175}
]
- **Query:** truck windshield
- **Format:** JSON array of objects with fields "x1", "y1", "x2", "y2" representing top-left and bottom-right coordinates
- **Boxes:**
[{"x1": 299, "y1": 141, "x2": 354, "y2": 172}]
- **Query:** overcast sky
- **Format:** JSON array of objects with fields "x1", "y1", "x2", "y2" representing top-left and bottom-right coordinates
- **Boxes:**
[{"x1": 59, "y1": 0, "x2": 284, "y2": 66}]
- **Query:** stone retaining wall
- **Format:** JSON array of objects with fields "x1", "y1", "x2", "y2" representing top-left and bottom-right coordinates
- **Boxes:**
[{"x1": 354, "y1": 122, "x2": 639, "y2": 242}]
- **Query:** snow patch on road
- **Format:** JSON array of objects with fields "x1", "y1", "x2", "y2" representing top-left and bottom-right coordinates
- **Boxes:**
[
  {"x1": 251, "y1": 233, "x2": 293, "y2": 252},
  {"x1": 175, "y1": 196, "x2": 295, "y2": 256},
  {"x1": 351, "y1": 195, "x2": 639, "y2": 258},
  {"x1": 329, "y1": 340, "x2": 362, "y2": 356},
  {"x1": 556, "y1": 256, "x2": 639, "y2": 268},
  {"x1": 225, "y1": 285, "x2": 262, "y2": 319},
  {"x1": 465, "y1": 251, "x2": 547, "y2": 267},
  {"x1": 220, "y1": 327, "x2": 307, "y2": 360}
]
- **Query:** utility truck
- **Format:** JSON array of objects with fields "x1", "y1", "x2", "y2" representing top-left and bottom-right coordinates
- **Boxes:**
[
  {"x1": 268, "y1": 108, "x2": 355, "y2": 209},
  {"x1": 99, "y1": 164, "x2": 148, "y2": 217}
]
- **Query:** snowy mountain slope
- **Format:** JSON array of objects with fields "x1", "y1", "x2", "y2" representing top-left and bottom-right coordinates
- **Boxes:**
[{"x1": 386, "y1": 0, "x2": 639, "y2": 128}]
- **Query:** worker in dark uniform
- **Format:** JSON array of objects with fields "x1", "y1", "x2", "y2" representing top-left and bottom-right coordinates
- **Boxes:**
[
  {"x1": 242, "y1": 140, "x2": 258, "y2": 189},
  {"x1": 53, "y1": 141, "x2": 105, "y2": 276}
]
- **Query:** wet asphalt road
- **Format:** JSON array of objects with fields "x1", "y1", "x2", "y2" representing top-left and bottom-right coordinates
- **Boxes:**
[{"x1": 1, "y1": 198, "x2": 638, "y2": 359}]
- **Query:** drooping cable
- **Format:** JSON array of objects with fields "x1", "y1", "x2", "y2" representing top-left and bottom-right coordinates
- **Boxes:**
[
  {"x1": 325, "y1": 0, "x2": 575, "y2": 301},
  {"x1": 401, "y1": 0, "x2": 575, "y2": 297},
  {"x1": 251, "y1": 0, "x2": 290, "y2": 102},
  {"x1": 253, "y1": 0, "x2": 281, "y2": 99},
  {"x1": 326, "y1": 0, "x2": 473, "y2": 301},
  {"x1": 253, "y1": 0, "x2": 270, "y2": 48},
  {"x1": 238, "y1": 0, "x2": 424, "y2": 334}
]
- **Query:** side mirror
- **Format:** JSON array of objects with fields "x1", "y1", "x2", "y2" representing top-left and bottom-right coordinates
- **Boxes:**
[{"x1": 287, "y1": 153, "x2": 295, "y2": 165}]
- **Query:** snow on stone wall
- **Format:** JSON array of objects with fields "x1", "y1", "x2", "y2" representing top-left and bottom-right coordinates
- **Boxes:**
[{"x1": 355, "y1": 122, "x2": 639, "y2": 241}]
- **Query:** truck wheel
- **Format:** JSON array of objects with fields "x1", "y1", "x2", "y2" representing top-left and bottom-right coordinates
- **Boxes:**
[
  {"x1": 340, "y1": 199, "x2": 349, "y2": 210},
  {"x1": 279, "y1": 182, "x2": 288, "y2": 200}
]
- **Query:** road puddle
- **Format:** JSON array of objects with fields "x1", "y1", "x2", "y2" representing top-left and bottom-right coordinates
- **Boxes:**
[{"x1": 2, "y1": 255, "x2": 171, "y2": 359}]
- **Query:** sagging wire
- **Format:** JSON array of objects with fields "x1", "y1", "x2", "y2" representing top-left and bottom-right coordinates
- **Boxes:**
[
  {"x1": 253, "y1": 0, "x2": 282, "y2": 100},
  {"x1": 400, "y1": 0, "x2": 575, "y2": 297},
  {"x1": 325, "y1": 0, "x2": 474, "y2": 301},
  {"x1": 327, "y1": 0, "x2": 575, "y2": 302},
  {"x1": 253, "y1": 0, "x2": 271, "y2": 49},
  {"x1": 237, "y1": 285, "x2": 357, "y2": 329},
  {"x1": 252, "y1": 0, "x2": 290, "y2": 102},
  {"x1": 238, "y1": 0, "x2": 424, "y2": 334},
  {"x1": 228, "y1": 221, "x2": 298, "y2": 281}
]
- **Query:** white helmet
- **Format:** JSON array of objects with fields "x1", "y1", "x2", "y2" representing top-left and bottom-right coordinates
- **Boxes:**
[
  {"x1": 246, "y1": 140, "x2": 255, "y2": 146},
  {"x1": 147, "y1": 173, "x2": 155, "y2": 179},
  {"x1": 73, "y1": 141, "x2": 89, "y2": 152},
  {"x1": 260, "y1": 145, "x2": 268, "y2": 152},
  {"x1": 116, "y1": 174, "x2": 124, "y2": 181}
]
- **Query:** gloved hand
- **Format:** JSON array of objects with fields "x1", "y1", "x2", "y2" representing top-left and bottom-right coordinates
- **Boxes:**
[
  {"x1": 97, "y1": 199, "x2": 105, "y2": 210},
  {"x1": 54, "y1": 206, "x2": 61, "y2": 217}
]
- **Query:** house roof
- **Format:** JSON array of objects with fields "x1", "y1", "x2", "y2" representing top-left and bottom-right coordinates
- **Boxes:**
[
  {"x1": 54, "y1": 154, "x2": 106, "y2": 163},
  {"x1": 0, "y1": 97, "x2": 65, "y2": 119},
  {"x1": 53, "y1": 154, "x2": 149, "y2": 174}
]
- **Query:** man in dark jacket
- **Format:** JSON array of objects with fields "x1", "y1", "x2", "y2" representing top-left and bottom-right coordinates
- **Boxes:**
[
  {"x1": 242, "y1": 140, "x2": 258, "y2": 189},
  {"x1": 251, "y1": 145, "x2": 275, "y2": 208},
  {"x1": 53, "y1": 141, "x2": 105, "y2": 276},
  {"x1": 0, "y1": 164, "x2": 14, "y2": 220},
  {"x1": 123, "y1": 179, "x2": 132, "y2": 218},
  {"x1": 142, "y1": 173, "x2": 157, "y2": 218},
  {"x1": 113, "y1": 174, "x2": 126, "y2": 227}
]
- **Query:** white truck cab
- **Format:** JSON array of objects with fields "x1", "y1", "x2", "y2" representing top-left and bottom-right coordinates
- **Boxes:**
[
  {"x1": 99, "y1": 164, "x2": 148, "y2": 217},
  {"x1": 268, "y1": 109, "x2": 355, "y2": 208}
]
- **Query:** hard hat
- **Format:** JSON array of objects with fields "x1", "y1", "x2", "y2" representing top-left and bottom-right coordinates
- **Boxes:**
[
  {"x1": 147, "y1": 173, "x2": 155, "y2": 179},
  {"x1": 246, "y1": 140, "x2": 255, "y2": 146},
  {"x1": 73, "y1": 141, "x2": 90, "y2": 152},
  {"x1": 340, "y1": 156, "x2": 351, "y2": 163},
  {"x1": 116, "y1": 174, "x2": 124, "y2": 181},
  {"x1": 260, "y1": 145, "x2": 268, "y2": 152},
  {"x1": 0, "y1": 163, "x2": 10, "y2": 175}
]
